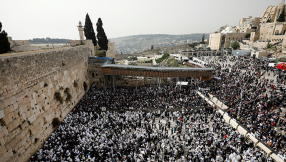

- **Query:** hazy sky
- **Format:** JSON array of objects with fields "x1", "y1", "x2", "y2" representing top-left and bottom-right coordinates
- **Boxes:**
[{"x1": 0, "y1": 0, "x2": 282, "y2": 40}]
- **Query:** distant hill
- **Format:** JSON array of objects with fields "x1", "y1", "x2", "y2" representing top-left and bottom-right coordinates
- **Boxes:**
[
  {"x1": 29, "y1": 38, "x2": 70, "y2": 44},
  {"x1": 109, "y1": 34, "x2": 209, "y2": 54}
]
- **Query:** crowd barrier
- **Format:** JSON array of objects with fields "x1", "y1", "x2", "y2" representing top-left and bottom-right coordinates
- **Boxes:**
[
  {"x1": 246, "y1": 133, "x2": 259, "y2": 145},
  {"x1": 196, "y1": 91, "x2": 285, "y2": 161},
  {"x1": 229, "y1": 119, "x2": 239, "y2": 129}
]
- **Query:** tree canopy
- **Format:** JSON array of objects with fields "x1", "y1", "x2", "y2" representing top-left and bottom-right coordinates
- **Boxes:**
[
  {"x1": 96, "y1": 18, "x2": 108, "y2": 50},
  {"x1": 0, "y1": 22, "x2": 11, "y2": 54},
  {"x1": 84, "y1": 13, "x2": 97, "y2": 46},
  {"x1": 277, "y1": 7, "x2": 285, "y2": 22},
  {"x1": 201, "y1": 34, "x2": 205, "y2": 44},
  {"x1": 230, "y1": 41, "x2": 240, "y2": 50},
  {"x1": 245, "y1": 33, "x2": 250, "y2": 38},
  {"x1": 266, "y1": 42, "x2": 271, "y2": 49}
]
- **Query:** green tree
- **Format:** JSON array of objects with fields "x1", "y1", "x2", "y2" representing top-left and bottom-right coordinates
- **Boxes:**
[
  {"x1": 96, "y1": 18, "x2": 108, "y2": 50},
  {"x1": 201, "y1": 34, "x2": 205, "y2": 44},
  {"x1": 0, "y1": 22, "x2": 11, "y2": 54},
  {"x1": 230, "y1": 41, "x2": 240, "y2": 50},
  {"x1": 95, "y1": 51, "x2": 106, "y2": 57},
  {"x1": 277, "y1": 7, "x2": 285, "y2": 22},
  {"x1": 84, "y1": 13, "x2": 97, "y2": 46},
  {"x1": 266, "y1": 42, "x2": 271, "y2": 49},
  {"x1": 245, "y1": 33, "x2": 250, "y2": 38}
]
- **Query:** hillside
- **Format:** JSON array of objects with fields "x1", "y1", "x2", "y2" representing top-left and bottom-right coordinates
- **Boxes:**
[
  {"x1": 29, "y1": 38, "x2": 70, "y2": 44},
  {"x1": 110, "y1": 34, "x2": 208, "y2": 54}
]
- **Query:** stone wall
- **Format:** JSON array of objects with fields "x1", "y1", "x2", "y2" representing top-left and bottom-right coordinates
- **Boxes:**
[
  {"x1": 70, "y1": 40, "x2": 95, "y2": 57},
  {"x1": 0, "y1": 46, "x2": 91, "y2": 162},
  {"x1": 106, "y1": 42, "x2": 115, "y2": 59}
]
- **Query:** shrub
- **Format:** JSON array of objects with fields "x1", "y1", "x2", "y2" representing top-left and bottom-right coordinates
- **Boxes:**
[
  {"x1": 95, "y1": 51, "x2": 106, "y2": 57},
  {"x1": 52, "y1": 118, "x2": 61, "y2": 128},
  {"x1": 266, "y1": 42, "x2": 271, "y2": 49},
  {"x1": 245, "y1": 33, "x2": 250, "y2": 38},
  {"x1": 66, "y1": 94, "x2": 72, "y2": 101},
  {"x1": 54, "y1": 92, "x2": 63, "y2": 102},
  {"x1": 231, "y1": 41, "x2": 240, "y2": 50},
  {"x1": 156, "y1": 53, "x2": 170, "y2": 63},
  {"x1": 64, "y1": 87, "x2": 70, "y2": 94},
  {"x1": 83, "y1": 81, "x2": 88, "y2": 91},
  {"x1": 128, "y1": 56, "x2": 137, "y2": 61},
  {"x1": 74, "y1": 81, "x2": 78, "y2": 87}
]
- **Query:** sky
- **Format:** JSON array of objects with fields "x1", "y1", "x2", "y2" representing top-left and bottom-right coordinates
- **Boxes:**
[{"x1": 0, "y1": 0, "x2": 283, "y2": 40}]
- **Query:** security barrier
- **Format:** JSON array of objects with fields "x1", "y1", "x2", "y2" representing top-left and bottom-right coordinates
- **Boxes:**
[
  {"x1": 270, "y1": 153, "x2": 284, "y2": 162},
  {"x1": 229, "y1": 119, "x2": 239, "y2": 129},
  {"x1": 237, "y1": 126, "x2": 248, "y2": 136},
  {"x1": 257, "y1": 142, "x2": 272, "y2": 157},
  {"x1": 223, "y1": 114, "x2": 231, "y2": 123},
  {"x1": 245, "y1": 133, "x2": 259, "y2": 146}
]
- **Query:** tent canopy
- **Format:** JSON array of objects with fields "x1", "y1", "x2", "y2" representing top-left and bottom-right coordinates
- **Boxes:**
[
  {"x1": 277, "y1": 62, "x2": 286, "y2": 70},
  {"x1": 268, "y1": 63, "x2": 275, "y2": 67}
]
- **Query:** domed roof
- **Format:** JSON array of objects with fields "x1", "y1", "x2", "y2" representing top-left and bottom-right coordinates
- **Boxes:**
[{"x1": 221, "y1": 26, "x2": 237, "y2": 34}]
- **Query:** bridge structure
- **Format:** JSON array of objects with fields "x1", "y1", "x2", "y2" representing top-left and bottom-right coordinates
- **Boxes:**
[{"x1": 100, "y1": 63, "x2": 213, "y2": 89}]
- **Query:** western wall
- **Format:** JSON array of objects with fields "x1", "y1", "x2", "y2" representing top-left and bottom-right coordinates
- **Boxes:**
[{"x1": 0, "y1": 46, "x2": 92, "y2": 162}]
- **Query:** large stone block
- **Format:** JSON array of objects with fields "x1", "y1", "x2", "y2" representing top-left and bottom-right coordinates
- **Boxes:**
[
  {"x1": 1, "y1": 149, "x2": 12, "y2": 162},
  {"x1": 0, "y1": 101, "x2": 4, "y2": 110},
  {"x1": 28, "y1": 115, "x2": 36, "y2": 124},
  {"x1": 0, "y1": 110, "x2": 5, "y2": 119},
  {"x1": 0, "y1": 146, "x2": 7, "y2": 158}
]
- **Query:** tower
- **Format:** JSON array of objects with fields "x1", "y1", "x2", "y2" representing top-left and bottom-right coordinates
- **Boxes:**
[{"x1": 77, "y1": 21, "x2": 84, "y2": 40}]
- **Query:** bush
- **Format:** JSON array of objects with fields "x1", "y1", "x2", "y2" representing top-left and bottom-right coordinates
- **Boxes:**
[
  {"x1": 74, "y1": 81, "x2": 78, "y2": 87},
  {"x1": 230, "y1": 41, "x2": 240, "y2": 50},
  {"x1": 156, "y1": 53, "x2": 170, "y2": 63},
  {"x1": 66, "y1": 94, "x2": 72, "y2": 101},
  {"x1": 266, "y1": 42, "x2": 271, "y2": 49},
  {"x1": 52, "y1": 118, "x2": 61, "y2": 128},
  {"x1": 83, "y1": 81, "x2": 88, "y2": 91},
  {"x1": 95, "y1": 51, "x2": 106, "y2": 57},
  {"x1": 64, "y1": 87, "x2": 70, "y2": 94},
  {"x1": 245, "y1": 33, "x2": 250, "y2": 38},
  {"x1": 64, "y1": 87, "x2": 72, "y2": 101},
  {"x1": 128, "y1": 56, "x2": 137, "y2": 61},
  {"x1": 54, "y1": 92, "x2": 63, "y2": 102}
]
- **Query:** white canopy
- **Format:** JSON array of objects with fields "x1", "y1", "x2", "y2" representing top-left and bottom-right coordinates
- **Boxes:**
[{"x1": 268, "y1": 63, "x2": 275, "y2": 67}]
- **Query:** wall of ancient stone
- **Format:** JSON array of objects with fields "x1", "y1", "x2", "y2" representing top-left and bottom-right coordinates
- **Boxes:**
[{"x1": 0, "y1": 46, "x2": 91, "y2": 162}]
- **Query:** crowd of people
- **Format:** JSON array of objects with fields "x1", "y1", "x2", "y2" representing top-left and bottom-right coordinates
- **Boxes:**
[
  {"x1": 76, "y1": 84, "x2": 209, "y2": 112},
  {"x1": 31, "y1": 98, "x2": 271, "y2": 161},
  {"x1": 29, "y1": 55, "x2": 286, "y2": 161},
  {"x1": 205, "y1": 56, "x2": 286, "y2": 157}
]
